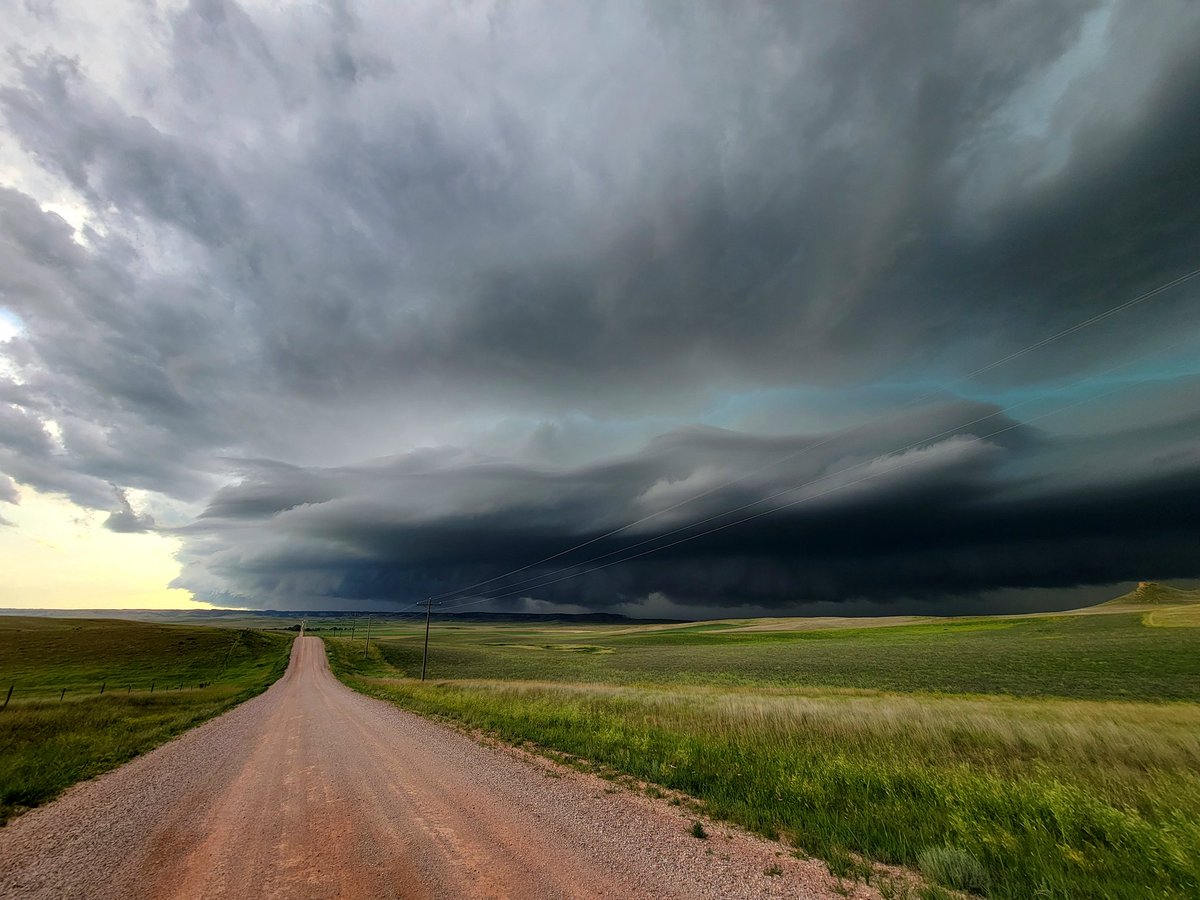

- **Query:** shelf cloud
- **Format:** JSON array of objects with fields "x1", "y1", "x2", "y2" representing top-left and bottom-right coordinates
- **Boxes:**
[{"x1": 2, "y1": 1, "x2": 1199, "y2": 612}]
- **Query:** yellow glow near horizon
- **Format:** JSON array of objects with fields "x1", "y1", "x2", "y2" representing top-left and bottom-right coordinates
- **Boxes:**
[{"x1": 0, "y1": 487, "x2": 205, "y2": 609}]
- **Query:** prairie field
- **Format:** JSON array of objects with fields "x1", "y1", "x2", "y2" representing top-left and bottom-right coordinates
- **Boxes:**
[
  {"x1": 0, "y1": 617, "x2": 292, "y2": 823},
  {"x1": 326, "y1": 596, "x2": 1200, "y2": 899}
]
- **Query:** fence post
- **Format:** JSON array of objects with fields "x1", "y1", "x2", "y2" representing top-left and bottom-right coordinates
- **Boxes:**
[
  {"x1": 3, "y1": 684, "x2": 12, "y2": 709},
  {"x1": 100, "y1": 681, "x2": 106, "y2": 695},
  {"x1": 60, "y1": 687, "x2": 66, "y2": 702}
]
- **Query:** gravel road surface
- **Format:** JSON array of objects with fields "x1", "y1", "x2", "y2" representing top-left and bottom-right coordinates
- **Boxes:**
[{"x1": 0, "y1": 637, "x2": 868, "y2": 899}]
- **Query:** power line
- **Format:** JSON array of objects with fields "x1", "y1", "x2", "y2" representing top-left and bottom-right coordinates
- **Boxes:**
[
  {"x1": 434, "y1": 329, "x2": 1196, "y2": 607},
  {"x1": 425, "y1": 265, "x2": 1200, "y2": 606},
  {"x1": 962, "y1": 266, "x2": 1200, "y2": 380},
  {"x1": 433, "y1": 332, "x2": 1194, "y2": 614},
  {"x1": 432, "y1": 388, "x2": 1068, "y2": 603},
  {"x1": 430, "y1": 388, "x2": 1096, "y2": 613}
]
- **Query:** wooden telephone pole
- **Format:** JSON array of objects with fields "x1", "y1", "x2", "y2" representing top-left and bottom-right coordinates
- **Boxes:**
[
  {"x1": 363, "y1": 615, "x2": 372, "y2": 657},
  {"x1": 421, "y1": 597, "x2": 433, "y2": 681}
]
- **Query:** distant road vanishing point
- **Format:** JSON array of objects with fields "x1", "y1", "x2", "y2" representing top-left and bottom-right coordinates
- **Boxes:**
[{"x1": 0, "y1": 637, "x2": 845, "y2": 900}]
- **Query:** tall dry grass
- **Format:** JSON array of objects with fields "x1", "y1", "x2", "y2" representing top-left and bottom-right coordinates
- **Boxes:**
[{"x1": 327, "y1": 636, "x2": 1200, "y2": 898}]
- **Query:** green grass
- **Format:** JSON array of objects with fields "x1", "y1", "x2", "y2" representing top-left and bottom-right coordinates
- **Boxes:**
[
  {"x1": 1102, "y1": 581, "x2": 1200, "y2": 607},
  {"x1": 0, "y1": 616, "x2": 292, "y2": 823},
  {"x1": 327, "y1": 607, "x2": 1200, "y2": 899},
  {"x1": 344, "y1": 611, "x2": 1200, "y2": 701},
  {"x1": 919, "y1": 846, "x2": 990, "y2": 895}
]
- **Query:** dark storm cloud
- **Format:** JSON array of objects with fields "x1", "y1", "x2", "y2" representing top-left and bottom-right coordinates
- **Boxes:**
[
  {"x1": 170, "y1": 408, "x2": 1200, "y2": 611},
  {"x1": 1, "y1": 1, "x2": 1199, "y2": 611}
]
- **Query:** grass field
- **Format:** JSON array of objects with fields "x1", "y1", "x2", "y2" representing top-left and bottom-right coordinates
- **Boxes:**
[
  {"x1": 327, "y1": 592, "x2": 1200, "y2": 899},
  {"x1": 0, "y1": 616, "x2": 292, "y2": 823}
]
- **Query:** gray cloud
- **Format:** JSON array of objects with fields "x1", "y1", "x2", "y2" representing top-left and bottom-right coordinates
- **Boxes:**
[
  {"x1": 169, "y1": 401, "x2": 1200, "y2": 611},
  {"x1": 1, "y1": 1, "x2": 1199, "y2": 612},
  {"x1": 103, "y1": 485, "x2": 156, "y2": 533},
  {"x1": 0, "y1": 473, "x2": 16, "y2": 504}
]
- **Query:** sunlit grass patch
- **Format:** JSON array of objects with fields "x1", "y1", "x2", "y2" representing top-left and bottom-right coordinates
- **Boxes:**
[{"x1": 1144, "y1": 605, "x2": 1200, "y2": 628}]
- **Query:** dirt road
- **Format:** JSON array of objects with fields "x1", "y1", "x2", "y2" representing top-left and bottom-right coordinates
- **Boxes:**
[{"x1": 0, "y1": 637, "x2": 859, "y2": 899}]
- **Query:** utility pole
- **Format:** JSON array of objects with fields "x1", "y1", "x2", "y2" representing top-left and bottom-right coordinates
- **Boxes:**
[
  {"x1": 421, "y1": 597, "x2": 433, "y2": 682},
  {"x1": 363, "y1": 615, "x2": 372, "y2": 657}
]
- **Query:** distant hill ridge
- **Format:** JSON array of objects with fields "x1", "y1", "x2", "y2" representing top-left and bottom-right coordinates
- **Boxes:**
[{"x1": 1104, "y1": 582, "x2": 1200, "y2": 606}]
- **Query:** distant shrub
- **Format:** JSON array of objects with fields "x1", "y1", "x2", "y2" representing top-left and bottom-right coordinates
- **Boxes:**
[
  {"x1": 690, "y1": 820, "x2": 708, "y2": 839},
  {"x1": 918, "y1": 846, "x2": 989, "y2": 894}
]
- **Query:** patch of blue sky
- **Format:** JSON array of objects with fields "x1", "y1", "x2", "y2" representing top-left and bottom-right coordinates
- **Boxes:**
[
  {"x1": 486, "y1": 341, "x2": 1200, "y2": 462},
  {"x1": 0, "y1": 307, "x2": 26, "y2": 341},
  {"x1": 702, "y1": 342, "x2": 1200, "y2": 440},
  {"x1": 878, "y1": 342, "x2": 1198, "y2": 408},
  {"x1": 700, "y1": 382, "x2": 928, "y2": 434}
]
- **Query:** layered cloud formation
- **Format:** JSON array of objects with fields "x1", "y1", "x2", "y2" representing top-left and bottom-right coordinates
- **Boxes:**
[{"x1": 1, "y1": 1, "x2": 1198, "y2": 613}]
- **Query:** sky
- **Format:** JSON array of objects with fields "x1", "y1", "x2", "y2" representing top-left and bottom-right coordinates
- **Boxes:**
[{"x1": 1, "y1": 0, "x2": 1198, "y2": 616}]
